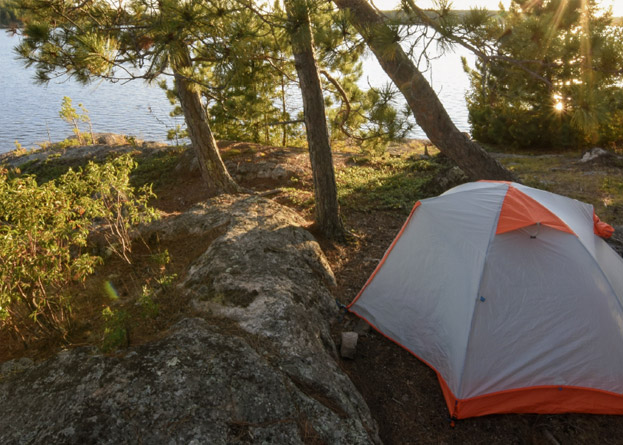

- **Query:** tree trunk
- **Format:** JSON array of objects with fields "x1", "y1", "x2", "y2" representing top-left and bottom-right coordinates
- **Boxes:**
[
  {"x1": 332, "y1": 0, "x2": 517, "y2": 181},
  {"x1": 174, "y1": 72, "x2": 240, "y2": 195},
  {"x1": 285, "y1": 0, "x2": 346, "y2": 240}
]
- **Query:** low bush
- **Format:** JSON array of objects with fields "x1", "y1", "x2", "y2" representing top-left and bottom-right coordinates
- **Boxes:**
[
  {"x1": 336, "y1": 156, "x2": 441, "y2": 212},
  {"x1": 0, "y1": 154, "x2": 157, "y2": 343}
]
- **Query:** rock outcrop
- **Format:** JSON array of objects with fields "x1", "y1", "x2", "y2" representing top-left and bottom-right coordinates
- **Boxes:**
[
  {"x1": 0, "y1": 136, "x2": 168, "y2": 169},
  {"x1": 578, "y1": 147, "x2": 623, "y2": 168},
  {"x1": 173, "y1": 144, "x2": 304, "y2": 182},
  {"x1": 0, "y1": 195, "x2": 380, "y2": 444}
]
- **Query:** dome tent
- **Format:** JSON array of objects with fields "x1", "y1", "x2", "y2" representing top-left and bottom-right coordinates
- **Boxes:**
[{"x1": 350, "y1": 181, "x2": 623, "y2": 420}]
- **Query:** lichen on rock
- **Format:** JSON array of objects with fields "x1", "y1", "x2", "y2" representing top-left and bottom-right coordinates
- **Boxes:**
[{"x1": 0, "y1": 195, "x2": 380, "y2": 444}]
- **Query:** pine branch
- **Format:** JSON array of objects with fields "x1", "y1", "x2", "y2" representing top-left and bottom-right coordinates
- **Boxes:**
[
  {"x1": 319, "y1": 69, "x2": 361, "y2": 141},
  {"x1": 401, "y1": 0, "x2": 555, "y2": 89}
]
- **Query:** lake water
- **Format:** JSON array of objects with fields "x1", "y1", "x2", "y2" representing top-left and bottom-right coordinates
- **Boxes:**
[{"x1": 0, "y1": 31, "x2": 474, "y2": 154}]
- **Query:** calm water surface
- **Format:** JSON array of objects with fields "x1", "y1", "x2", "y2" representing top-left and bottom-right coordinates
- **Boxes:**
[
  {"x1": 0, "y1": 31, "x2": 473, "y2": 154},
  {"x1": 0, "y1": 32, "x2": 183, "y2": 153}
]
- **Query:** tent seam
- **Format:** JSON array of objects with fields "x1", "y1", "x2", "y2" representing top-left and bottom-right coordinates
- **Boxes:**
[
  {"x1": 513, "y1": 183, "x2": 593, "y2": 242},
  {"x1": 455, "y1": 183, "x2": 510, "y2": 407}
]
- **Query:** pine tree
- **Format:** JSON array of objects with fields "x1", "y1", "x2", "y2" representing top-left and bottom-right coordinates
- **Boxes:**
[
  {"x1": 332, "y1": 0, "x2": 516, "y2": 181},
  {"x1": 14, "y1": 0, "x2": 249, "y2": 194},
  {"x1": 462, "y1": 0, "x2": 623, "y2": 148},
  {"x1": 285, "y1": 0, "x2": 346, "y2": 240},
  {"x1": 153, "y1": 0, "x2": 411, "y2": 152},
  {"x1": 0, "y1": 0, "x2": 18, "y2": 27},
  {"x1": 160, "y1": 3, "x2": 299, "y2": 147}
]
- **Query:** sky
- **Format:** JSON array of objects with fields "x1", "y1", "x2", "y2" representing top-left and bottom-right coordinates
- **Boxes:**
[{"x1": 371, "y1": 0, "x2": 623, "y2": 17}]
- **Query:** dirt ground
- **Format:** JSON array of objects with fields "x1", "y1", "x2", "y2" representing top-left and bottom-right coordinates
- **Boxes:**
[
  {"x1": 4, "y1": 140, "x2": 623, "y2": 444},
  {"x1": 220, "y1": 141, "x2": 623, "y2": 445}
]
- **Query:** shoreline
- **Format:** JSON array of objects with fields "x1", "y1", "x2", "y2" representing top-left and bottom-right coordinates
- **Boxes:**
[{"x1": 0, "y1": 133, "x2": 436, "y2": 160}]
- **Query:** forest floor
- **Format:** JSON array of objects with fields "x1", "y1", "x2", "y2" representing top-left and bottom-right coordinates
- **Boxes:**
[
  {"x1": 236, "y1": 140, "x2": 623, "y2": 445},
  {"x1": 3, "y1": 139, "x2": 623, "y2": 444}
]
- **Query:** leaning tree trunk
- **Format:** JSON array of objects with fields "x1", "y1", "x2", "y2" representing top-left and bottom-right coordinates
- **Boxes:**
[
  {"x1": 285, "y1": 0, "x2": 346, "y2": 240},
  {"x1": 174, "y1": 71, "x2": 240, "y2": 196},
  {"x1": 333, "y1": 0, "x2": 516, "y2": 181}
]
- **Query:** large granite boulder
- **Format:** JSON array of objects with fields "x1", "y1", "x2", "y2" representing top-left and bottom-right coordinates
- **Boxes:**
[{"x1": 0, "y1": 195, "x2": 380, "y2": 444}]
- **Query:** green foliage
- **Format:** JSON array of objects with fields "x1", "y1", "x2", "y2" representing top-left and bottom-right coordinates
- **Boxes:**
[
  {"x1": 138, "y1": 286, "x2": 159, "y2": 318},
  {"x1": 59, "y1": 154, "x2": 159, "y2": 264},
  {"x1": 358, "y1": 87, "x2": 414, "y2": 155},
  {"x1": 601, "y1": 177, "x2": 623, "y2": 195},
  {"x1": 0, "y1": 0, "x2": 19, "y2": 26},
  {"x1": 101, "y1": 306, "x2": 129, "y2": 352},
  {"x1": 0, "y1": 170, "x2": 100, "y2": 340},
  {"x1": 13, "y1": 0, "x2": 411, "y2": 162},
  {"x1": 156, "y1": 271, "x2": 177, "y2": 289},
  {"x1": 279, "y1": 149, "x2": 445, "y2": 213},
  {"x1": 12, "y1": 140, "x2": 26, "y2": 155},
  {"x1": 151, "y1": 249, "x2": 171, "y2": 267},
  {"x1": 130, "y1": 148, "x2": 185, "y2": 189},
  {"x1": 18, "y1": 156, "x2": 81, "y2": 184},
  {"x1": 462, "y1": 0, "x2": 623, "y2": 148},
  {"x1": 279, "y1": 186, "x2": 315, "y2": 209},
  {"x1": 336, "y1": 156, "x2": 440, "y2": 212},
  {"x1": 55, "y1": 137, "x2": 83, "y2": 150},
  {"x1": 149, "y1": 248, "x2": 177, "y2": 291},
  {"x1": 166, "y1": 124, "x2": 187, "y2": 145},
  {"x1": 309, "y1": 4, "x2": 413, "y2": 152},
  {"x1": 99, "y1": 246, "x2": 178, "y2": 350},
  {"x1": 136, "y1": 249, "x2": 177, "y2": 319},
  {"x1": 59, "y1": 96, "x2": 94, "y2": 146},
  {"x1": 0, "y1": 154, "x2": 157, "y2": 342}
]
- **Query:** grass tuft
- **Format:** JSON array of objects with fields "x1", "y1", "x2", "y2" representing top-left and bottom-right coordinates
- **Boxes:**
[{"x1": 336, "y1": 156, "x2": 442, "y2": 213}]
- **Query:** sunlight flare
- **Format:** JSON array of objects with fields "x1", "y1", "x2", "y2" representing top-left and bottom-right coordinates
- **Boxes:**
[
  {"x1": 553, "y1": 92, "x2": 565, "y2": 112},
  {"x1": 580, "y1": 0, "x2": 594, "y2": 77},
  {"x1": 539, "y1": 0, "x2": 570, "y2": 57}
]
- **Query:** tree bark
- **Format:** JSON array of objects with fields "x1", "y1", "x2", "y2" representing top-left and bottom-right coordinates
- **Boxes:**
[
  {"x1": 285, "y1": 0, "x2": 346, "y2": 240},
  {"x1": 174, "y1": 71, "x2": 240, "y2": 196},
  {"x1": 332, "y1": 0, "x2": 517, "y2": 181}
]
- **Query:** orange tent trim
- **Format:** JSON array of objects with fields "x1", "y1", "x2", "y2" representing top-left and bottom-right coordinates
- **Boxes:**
[
  {"x1": 451, "y1": 384, "x2": 623, "y2": 419},
  {"x1": 350, "y1": 309, "x2": 623, "y2": 420},
  {"x1": 347, "y1": 201, "x2": 422, "y2": 309},
  {"x1": 496, "y1": 186, "x2": 575, "y2": 236},
  {"x1": 594, "y1": 211, "x2": 615, "y2": 239}
]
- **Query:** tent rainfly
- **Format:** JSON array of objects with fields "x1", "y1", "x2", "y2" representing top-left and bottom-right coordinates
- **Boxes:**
[{"x1": 350, "y1": 181, "x2": 622, "y2": 420}]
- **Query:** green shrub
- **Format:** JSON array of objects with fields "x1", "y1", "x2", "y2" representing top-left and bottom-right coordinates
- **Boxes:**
[
  {"x1": 336, "y1": 157, "x2": 440, "y2": 212},
  {"x1": 101, "y1": 306, "x2": 129, "y2": 352},
  {"x1": 0, "y1": 170, "x2": 100, "y2": 340},
  {"x1": 137, "y1": 250, "x2": 177, "y2": 319},
  {"x1": 59, "y1": 96, "x2": 94, "y2": 146},
  {"x1": 12, "y1": 140, "x2": 26, "y2": 155},
  {"x1": 138, "y1": 285, "x2": 160, "y2": 319},
  {"x1": 59, "y1": 154, "x2": 159, "y2": 263},
  {"x1": 0, "y1": 154, "x2": 158, "y2": 342}
]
